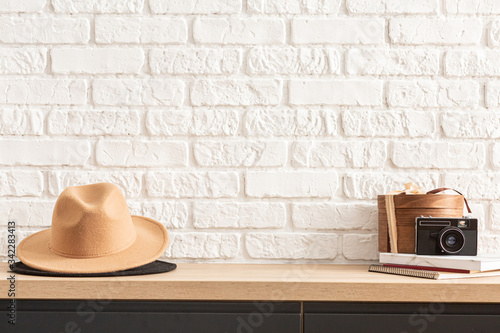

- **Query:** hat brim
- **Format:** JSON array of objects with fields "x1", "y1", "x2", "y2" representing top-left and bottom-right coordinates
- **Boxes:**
[
  {"x1": 17, "y1": 215, "x2": 169, "y2": 274},
  {"x1": 10, "y1": 260, "x2": 176, "y2": 277}
]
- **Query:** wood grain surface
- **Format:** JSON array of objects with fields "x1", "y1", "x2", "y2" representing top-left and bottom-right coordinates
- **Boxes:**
[{"x1": 2, "y1": 262, "x2": 500, "y2": 303}]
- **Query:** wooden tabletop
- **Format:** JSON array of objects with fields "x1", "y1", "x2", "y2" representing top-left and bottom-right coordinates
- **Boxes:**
[{"x1": 2, "y1": 262, "x2": 500, "y2": 303}]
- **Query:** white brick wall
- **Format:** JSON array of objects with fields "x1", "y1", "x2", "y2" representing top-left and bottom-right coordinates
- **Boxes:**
[
  {"x1": 92, "y1": 79, "x2": 184, "y2": 106},
  {"x1": 292, "y1": 19, "x2": 385, "y2": 44},
  {"x1": 0, "y1": 48, "x2": 46, "y2": 74},
  {"x1": 289, "y1": 80, "x2": 383, "y2": 106},
  {"x1": 95, "y1": 17, "x2": 187, "y2": 44},
  {"x1": 0, "y1": 17, "x2": 90, "y2": 44},
  {"x1": 193, "y1": 18, "x2": 285, "y2": 45},
  {"x1": 150, "y1": 48, "x2": 241, "y2": 74},
  {"x1": 51, "y1": 48, "x2": 145, "y2": 74},
  {"x1": 52, "y1": 0, "x2": 144, "y2": 13},
  {"x1": 0, "y1": 0, "x2": 46, "y2": 13},
  {"x1": 389, "y1": 18, "x2": 482, "y2": 45},
  {"x1": 1, "y1": 0, "x2": 498, "y2": 264}
]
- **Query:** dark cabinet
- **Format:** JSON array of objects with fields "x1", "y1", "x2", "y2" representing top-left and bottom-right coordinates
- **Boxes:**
[
  {"x1": 0, "y1": 300, "x2": 301, "y2": 333},
  {"x1": 3, "y1": 300, "x2": 500, "y2": 332},
  {"x1": 304, "y1": 302, "x2": 500, "y2": 333}
]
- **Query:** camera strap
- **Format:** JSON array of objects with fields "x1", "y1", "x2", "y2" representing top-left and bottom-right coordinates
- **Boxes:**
[{"x1": 426, "y1": 188, "x2": 472, "y2": 214}]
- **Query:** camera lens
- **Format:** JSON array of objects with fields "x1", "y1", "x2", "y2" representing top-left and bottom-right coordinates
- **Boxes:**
[
  {"x1": 446, "y1": 235, "x2": 457, "y2": 246},
  {"x1": 438, "y1": 227, "x2": 465, "y2": 254}
]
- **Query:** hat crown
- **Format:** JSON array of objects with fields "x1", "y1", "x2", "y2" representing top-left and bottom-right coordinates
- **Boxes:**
[{"x1": 49, "y1": 183, "x2": 136, "y2": 258}]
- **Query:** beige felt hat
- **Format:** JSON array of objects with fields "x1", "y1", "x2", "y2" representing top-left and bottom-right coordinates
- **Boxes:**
[{"x1": 17, "y1": 182, "x2": 169, "y2": 274}]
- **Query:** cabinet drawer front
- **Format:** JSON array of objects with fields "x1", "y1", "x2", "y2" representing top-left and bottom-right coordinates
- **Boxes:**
[
  {"x1": 305, "y1": 313, "x2": 500, "y2": 333},
  {"x1": 1, "y1": 300, "x2": 301, "y2": 333},
  {"x1": 4, "y1": 312, "x2": 300, "y2": 333}
]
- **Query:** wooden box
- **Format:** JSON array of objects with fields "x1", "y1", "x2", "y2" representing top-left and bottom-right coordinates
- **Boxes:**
[{"x1": 378, "y1": 194, "x2": 464, "y2": 254}]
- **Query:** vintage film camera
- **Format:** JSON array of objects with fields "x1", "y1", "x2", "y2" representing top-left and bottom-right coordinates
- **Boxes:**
[{"x1": 415, "y1": 216, "x2": 477, "y2": 256}]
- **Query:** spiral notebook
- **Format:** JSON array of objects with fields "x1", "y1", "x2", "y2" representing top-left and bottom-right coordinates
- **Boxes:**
[{"x1": 369, "y1": 264, "x2": 500, "y2": 280}]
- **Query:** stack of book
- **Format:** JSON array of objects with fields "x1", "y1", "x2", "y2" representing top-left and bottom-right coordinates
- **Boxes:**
[{"x1": 370, "y1": 253, "x2": 500, "y2": 280}]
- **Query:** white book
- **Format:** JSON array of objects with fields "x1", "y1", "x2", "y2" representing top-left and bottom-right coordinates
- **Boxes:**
[{"x1": 379, "y1": 253, "x2": 500, "y2": 272}]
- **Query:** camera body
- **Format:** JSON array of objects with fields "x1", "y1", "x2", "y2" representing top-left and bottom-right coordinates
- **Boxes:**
[{"x1": 415, "y1": 217, "x2": 477, "y2": 256}]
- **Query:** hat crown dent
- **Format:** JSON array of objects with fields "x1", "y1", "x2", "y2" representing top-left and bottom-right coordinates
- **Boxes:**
[{"x1": 49, "y1": 183, "x2": 137, "y2": 258}]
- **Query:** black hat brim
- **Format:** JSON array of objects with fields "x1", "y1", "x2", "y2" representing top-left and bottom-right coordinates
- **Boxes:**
[{"x1": 10, "y1": 260, "x2": 176, "y2": 277}]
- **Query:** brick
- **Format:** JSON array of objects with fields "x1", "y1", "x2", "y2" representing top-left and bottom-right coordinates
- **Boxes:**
[
  {"x1": 443, "y1": 174, "x2": 500, "y2": 200},
  {"x1": 292, "y1": 141, "x2": 386, "y2": 168},
  {"x1": 343, "y1": 234, "x2": 378, "y2": 260},
  {"x1": 0, "y1": 79, "x2": 87, "y2": 105},
  {"x1": 489, "y1": 20, "x2": 500, "y2": 47},
  {"x1": 194, "y1": 141, "x2": 286, "y2": 167},
  {"x1": 0, "y1": 109, "x2": 43, "y2": 135},
  {"x1": 248, "y1": 0, "x2": 339, "y2": 13},
  {"x1": 95, "y1": 17, "x2": 187, "y2": 44},
  {"x1": 245, "y1": 108, "x2": 336, "y2": 137},
  {"x1": 48, "y1": 171, "x2": 142, "y2": 198},
  {"x1": 0, "y1": 48, "x2": 46, "y2": 74},
  {"x1": 191, "y1": 109, "x2": 239, "y2": 136},
  {"x1": 492, "y1": 144, "x2": 500, "y2": 169},
  {"x1": 191, "y1": 80, "x2": 281, "y2": 106},
  {"x1": 442, "y1": 112, "x2": 500, "y2": 139},
  {"x1": 469, "y1": 203, "x2": 486, "y2": 232},
  {"x1": 52, "y1": 48, "x2": 144, "y2": 74},
  {"x1": 0, "y1": 17, "x2": 89, "y2": 43},
  {"x1": 150, "y1": 0, "x2": 241, "y2": 13},
  {"x1": 146, "y1": 109, "x2": 239, "y2": 136},
  {"x1": 193, "y1": 202, "x2": 286, "y2": 228},
  {"x1": 96, "y1": 140, "x2": 187, "y2": 167},
  {"x1": 0, "y1": 200, "x2": 54, "y2": 227},
  {"x1": 194, "y1": 18, "x2": 285, "y2": 45},
  {"x1": 342, "y1": 110, "x2": 435, "y2": 138},
  {"x1": 344, "y1": 173, "x2": 439, "y2": 199},
  {"x1": 146, "y1": 110, "x2": 190, "y2": 136},
  {"x1": 389, "y1": 18, "x2": 481, "y2": 45},
  {"x1": 387, "y1": 81, "x2": 479, "y2": 108},
  {"x1": 52, "y1": 0, "x2": 143, "y2": 13},
  {"x1": 446, "y1": 50, "x2": 500, "y2": 76},
  {"x1": 246, "y1": 171, "x2": 338, "y2": 198},
  {"x1": 146, "y1": 172, "x2": 239, "y2": 198},
  {"x1": 0, "y1": 139, "x2": 90, "y2": 166},
  {"x1": 246, "y1": 233, "x2": 338, "y2": 259},
  {"x1": 292, "y1": 19, "x2": 384, "y2": 45},
  {"x1": 0, "y1": 0, "x2": 46, "y2": 12},
  {"x1": 490, "y1": 204, "x2": 500, "y2": 231},
  {"x1": 166, "y1": 233, "x2": 240, "y2": 259},
  {"x1": 93, "y1": 79, "x2": 184, "y2": 106},
  {"x1": 347, "y1": 0, "x2": 437, "y2": 13},
  {"x1": 0, "y1": 171, "x2": 43, "y2": 197},
  {"x1": 486, "y1": 82, "x2": 500, "y2": 108},
  {"x1": 150, "y1": 48, "x2": 241, "y2": 74},
  {"x1": 292, "y1": 203, "x2": 377, "y2": 230},
  {"x1": 445, "y1": 0, "x2": 500, "y2": 14},
  {"x1": 248, "y1": 47, "x2": 340, "y2": 75},
  {"x1": 347, "y1": 49, "x2": 439, "y2": 76},
  {"x1": 128, "y1": 201, "x2": 187, "y2": 229},
  {"x1": 393, "y1": 142, "x2": 485, "y2": 169},
  {"x1": 289, "y1": 80, "x2": 383, "y2": 106},
  {"x1": 48, "y1": 109, "x2": 140, "y2": 136},
  {"x1": 445, "y1": 50, "x2": 500, "y2": 76},
  {"x1": 479, "y1": 235, "x2": 500, "y2": 255}
]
